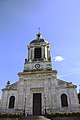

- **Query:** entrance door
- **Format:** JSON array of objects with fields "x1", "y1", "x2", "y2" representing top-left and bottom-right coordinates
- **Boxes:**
[{"x1": 33, "y1": 93, "x2": 41, "y2": 115}]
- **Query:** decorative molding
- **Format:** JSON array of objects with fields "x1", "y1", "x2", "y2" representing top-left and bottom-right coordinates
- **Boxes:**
[
  {"x1": 30, "y1": 87, "x2": 44, "y2": 92},
  {"x1": 18, "y1": 70, "x2": 57, "y2": 76}
]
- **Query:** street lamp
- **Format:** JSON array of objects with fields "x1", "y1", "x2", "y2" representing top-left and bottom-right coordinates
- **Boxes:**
[{"x1": 45, "y1": 95, "x2": 46, "y2": 114}]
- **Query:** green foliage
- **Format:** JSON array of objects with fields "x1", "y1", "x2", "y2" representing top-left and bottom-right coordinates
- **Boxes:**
[
  {"x1": 46, "y1": 112, "x2": 80, "y2": 119},
  {"x1": 0, "y1": 113, "x2": 22, "y2": 118}
]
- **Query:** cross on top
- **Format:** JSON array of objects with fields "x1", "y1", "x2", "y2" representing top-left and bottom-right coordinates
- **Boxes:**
[{"x1": 38, "y1": 27, "x2": 40, "y2": 33}]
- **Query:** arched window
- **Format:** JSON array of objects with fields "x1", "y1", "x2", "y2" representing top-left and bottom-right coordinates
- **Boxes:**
[
  {"x1": 78, "y1": 93, "x2": 80, "y2": 104},
  {"x1": 61, "y1": 94, "x2": 68, "y2": 107},
  {"x1": 9, "y1": 96, "x2": 15, "y2": 108}
]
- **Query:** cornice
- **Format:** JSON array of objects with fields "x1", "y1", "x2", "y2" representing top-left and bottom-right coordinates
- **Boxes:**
[{"x1": 18, "y1": 70, "x2": 57, "y2": 76}]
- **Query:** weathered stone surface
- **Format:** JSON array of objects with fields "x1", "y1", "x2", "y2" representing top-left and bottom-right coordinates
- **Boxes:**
[{"x1": 0, "y1": 32, "x2": 79, "y2": 115}]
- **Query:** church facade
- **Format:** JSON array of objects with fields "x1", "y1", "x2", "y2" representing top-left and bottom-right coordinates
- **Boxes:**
[{"x1": 0, "y1": 32, "x2": 79, "y2": 115}]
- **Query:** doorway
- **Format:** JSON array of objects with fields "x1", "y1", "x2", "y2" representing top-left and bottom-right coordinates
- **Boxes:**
[{"x1": 33, "y1": 93, "x2": 41, "y2": 115}]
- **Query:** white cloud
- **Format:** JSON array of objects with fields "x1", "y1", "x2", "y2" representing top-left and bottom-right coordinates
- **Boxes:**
[{"x1": 54, "y1": 56, "x2": 64, "y2": 62}]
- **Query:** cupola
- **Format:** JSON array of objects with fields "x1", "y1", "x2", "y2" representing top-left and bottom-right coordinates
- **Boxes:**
[
  {"x1": 27, "y1": 32, "x2": 51, "y2": 62},
  {"x1": 24, "y1": 31, "x2": 52, "y2": 72}
]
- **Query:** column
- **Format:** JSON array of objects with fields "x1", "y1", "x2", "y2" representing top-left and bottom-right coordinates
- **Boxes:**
[
  {"x1": 29, "y1": 48, "x2": 32, "y2": 61},
  {"x1": 45, "y1": 46, "x2": 47, "y2": 60},
  {"x1": 42, "y1": 46, "x2": 44, "y2": 59},
  {"x1": 32, "y1": 48, "x2": 34, "y2": 60}
]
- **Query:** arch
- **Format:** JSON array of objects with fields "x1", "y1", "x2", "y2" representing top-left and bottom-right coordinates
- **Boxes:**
[
  {"x1": 61, "y1": 94, "x2": 68, "y2": 107},
  {"x1": 78, "y1": 93, "x2": 80, "y2": 104},
  {"x1": 9, "y1": 96, "x2": 15, "y2": 108}
]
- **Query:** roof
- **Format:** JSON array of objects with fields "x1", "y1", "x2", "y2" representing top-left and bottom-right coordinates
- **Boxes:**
[
  {"x1": 57, "y1": 79, "x2": 77, "y2": 88},
  {"x1": 30, "y1": 32, "x2": 48, "y2": 44},
  {"x1": 2, "y1": 81, "x2": 19, "y2": 91}
]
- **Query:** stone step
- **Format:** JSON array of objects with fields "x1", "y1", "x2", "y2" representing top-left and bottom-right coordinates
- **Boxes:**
[{"x1": 20, "y1": 116, "x2": 50, "y2": 120}]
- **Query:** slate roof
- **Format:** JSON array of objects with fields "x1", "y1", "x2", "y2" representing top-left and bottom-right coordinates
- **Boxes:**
[{"x1": 30, "y1": 33, "x2": 48, "y2": 44}]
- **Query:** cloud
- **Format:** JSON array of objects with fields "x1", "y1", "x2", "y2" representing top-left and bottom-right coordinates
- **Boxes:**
[{"x1": 54, "y1": 56, "x2": 64, "y2": 62}]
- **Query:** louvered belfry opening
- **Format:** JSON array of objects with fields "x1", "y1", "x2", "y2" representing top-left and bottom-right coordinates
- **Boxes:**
[{"x1": 34, "y1": 48, "x2": 41, "y2": 60}]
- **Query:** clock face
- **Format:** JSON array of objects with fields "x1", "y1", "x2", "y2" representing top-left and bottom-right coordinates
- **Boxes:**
[{"x1": 35, "y1": 64, "x2": 40, "y2": 69}]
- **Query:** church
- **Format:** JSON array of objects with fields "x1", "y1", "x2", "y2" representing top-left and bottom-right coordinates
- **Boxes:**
[{"x1": 0, "y1": 31, "x2": 79, "y2": 115}]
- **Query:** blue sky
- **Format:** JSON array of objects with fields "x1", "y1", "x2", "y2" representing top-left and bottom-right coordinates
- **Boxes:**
[{"x1": 0, "y1": 0, "x2": 80, "y2": 97}]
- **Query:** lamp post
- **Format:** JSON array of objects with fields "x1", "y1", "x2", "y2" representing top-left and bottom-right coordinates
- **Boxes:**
[{"x1": 45, "y1": 95, "x2": 46, "y2": 114}]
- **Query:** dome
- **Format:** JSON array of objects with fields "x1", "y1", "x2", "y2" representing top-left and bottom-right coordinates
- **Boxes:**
[
  {"x1": 30, "y1": 38, "x2": 47, "y2": 44},
  {"x1": 30, "y1": 32, "x2": 48, "y2": 44}
]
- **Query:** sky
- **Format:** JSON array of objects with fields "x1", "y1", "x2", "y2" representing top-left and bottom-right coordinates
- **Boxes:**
[{"x1": 0, "y1": 0, "x2": 80, "y2": 97}]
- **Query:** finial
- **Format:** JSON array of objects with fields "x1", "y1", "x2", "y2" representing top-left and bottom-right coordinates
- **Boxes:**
[
  {"x1": 7, "y1": 81, "x2": 10, "y2": 85},
  {"x1": 6, "y1": 80, "x2": 10, "y2": 88},
  {"x1": 36, "y1": 27, "x2": 42, "y2": 38},
  {"x1": 38, "y1": 27, "x2": 40, "y2": 33}
]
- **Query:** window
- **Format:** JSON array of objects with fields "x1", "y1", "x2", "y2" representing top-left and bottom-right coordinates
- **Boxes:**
[
  {"x1": 9, "y1": 96, "x2": 15, "y2": 108},
  {"x1": 34, "y1": 48, "x2": 41, "y2": 59},
  {"x1": 61, "y1": 94, "x2": 68, "y2": 107},
  {"x1": 78, "y1": 93, "x2": 80, "y2": 104}
]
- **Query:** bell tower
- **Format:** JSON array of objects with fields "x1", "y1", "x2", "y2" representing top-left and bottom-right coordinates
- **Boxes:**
[{"x1": 24, "y1": 31, "x2": 52, "y2": 71}]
